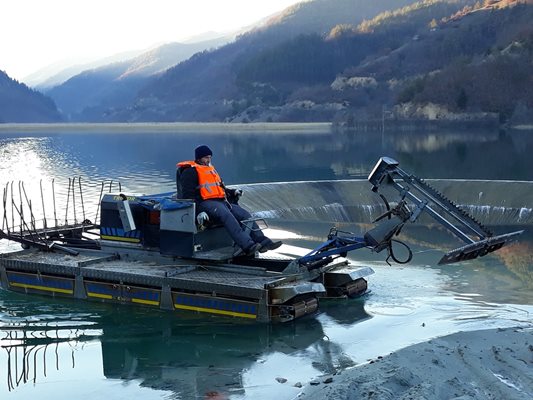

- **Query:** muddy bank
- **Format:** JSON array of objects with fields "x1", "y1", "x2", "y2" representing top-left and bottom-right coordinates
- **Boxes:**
[{"x1": 298, "y1": 327, "x2": 533, "y2": 400}]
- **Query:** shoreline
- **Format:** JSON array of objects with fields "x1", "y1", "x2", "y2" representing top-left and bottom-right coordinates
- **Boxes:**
[
  {"x1": 0, "y1": 122, "x2": 332, "y2": 133},
  {"x1": 298, "y1": 326, "x2": 533, "y2": 400},
  {"x1": 0, "y1": 122, "x2": 532, "y2": 133}
]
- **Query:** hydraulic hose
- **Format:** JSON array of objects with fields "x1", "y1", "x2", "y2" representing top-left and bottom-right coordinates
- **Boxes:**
[{"x1": 386, "y1": 239, "x2": 413, "y2": 265}]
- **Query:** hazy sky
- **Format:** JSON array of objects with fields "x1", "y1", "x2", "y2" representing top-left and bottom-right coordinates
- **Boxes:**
[{"x1": 1, "y1": 0, "x2": 304, "y2": 81}]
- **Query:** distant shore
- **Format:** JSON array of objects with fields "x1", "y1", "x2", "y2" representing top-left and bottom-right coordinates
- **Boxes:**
[
  {"x1": 1, "y1": 122, "x2": 532, "y2": 133},
  {"x1": 0, "y1": 122, "x2": 332, "y2": 133},
  {"x1": 298, "y1": 327, "x2": 533, "y2": 400}
]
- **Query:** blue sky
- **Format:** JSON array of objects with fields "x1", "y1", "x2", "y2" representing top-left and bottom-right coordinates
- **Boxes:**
[{"x1": 0, "y1": 0, "x2": 304, "y2": 81}]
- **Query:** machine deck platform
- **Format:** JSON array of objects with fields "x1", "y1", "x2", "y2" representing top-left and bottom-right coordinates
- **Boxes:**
[{"x1": 0, "y1": 248, "x2": 371, "y2": 323}]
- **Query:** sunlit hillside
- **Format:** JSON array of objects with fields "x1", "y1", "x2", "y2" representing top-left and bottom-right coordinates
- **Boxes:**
[{"x1": 1, "y1": 0, "x2": 531, "y2": 125}]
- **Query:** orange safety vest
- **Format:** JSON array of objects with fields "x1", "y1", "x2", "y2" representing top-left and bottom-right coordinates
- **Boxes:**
[{"x1": 177, "y1": 161, "x2": 226, "y2": 200}]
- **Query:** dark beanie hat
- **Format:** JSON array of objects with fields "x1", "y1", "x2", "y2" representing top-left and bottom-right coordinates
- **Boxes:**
[{"x1": 195, "y1": 145, "x2": 212, "y2": 160}]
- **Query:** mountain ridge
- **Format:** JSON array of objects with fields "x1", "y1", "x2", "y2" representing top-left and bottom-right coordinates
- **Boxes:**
[
  {"x1": 0, "y1": 70, "x2": 62, "y2": 123},
  {"x1": 2, "y1": 0, "x2": 531, "y2": 125},
  {"x1": 44, "y1": 34, "x2": 234, "y2": 120},
  {"x1": 122, "y1": 0, "x2": 528, "y2": 125}
]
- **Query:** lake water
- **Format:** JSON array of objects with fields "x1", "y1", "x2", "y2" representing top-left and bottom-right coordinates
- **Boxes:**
[{"x1": 0, "y1": 123, "x2": 532, "y2": 400}]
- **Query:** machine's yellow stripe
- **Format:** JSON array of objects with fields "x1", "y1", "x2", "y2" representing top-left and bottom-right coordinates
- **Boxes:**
[
  {"x1": 87, "y1": 293, "x2": 159, "y2": 305},
  {"x1": 10, "y1": 282, "x2": 73, "y2": 295},
  {"x1": 174, "y1": 304, "x2": 257, "y2": 319},
  {"x1": 132, "y1": 298, "x2": 160, "y2": 306},
  {"x1": 87, "y1": 292, "x2": 113, "y2": 299},
  {"x1": 100, "y1": 235, "x2": 140, "y2": 243}
]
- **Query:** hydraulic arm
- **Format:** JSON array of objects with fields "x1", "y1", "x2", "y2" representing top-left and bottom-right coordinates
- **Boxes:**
[{"x1": 294, "y1": 157, "x2": 522, "y2": 271}]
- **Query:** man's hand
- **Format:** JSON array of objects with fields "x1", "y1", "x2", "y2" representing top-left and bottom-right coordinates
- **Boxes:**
[
  {"x1": 226, "y1": 188, "x2": 243, "y2": 204},
  {"x1": 196, "y1": 212, "x2": 209, "y2": 229}
]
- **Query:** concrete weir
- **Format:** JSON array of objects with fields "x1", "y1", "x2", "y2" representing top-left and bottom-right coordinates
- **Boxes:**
[{"x1": 239, "y1": 179, "x2": 533, "y2": 227}]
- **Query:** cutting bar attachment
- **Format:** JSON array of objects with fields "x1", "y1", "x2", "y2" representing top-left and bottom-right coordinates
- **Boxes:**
[
  {"x1": 291, "y1": 157, "x2": 522, "y2": 272},
  {"x1": 368, "y1": 157, "x2": 522, "y2": 265},
  {"x1": 437, "y1": 231, "x2": 522, "y2": 265}
]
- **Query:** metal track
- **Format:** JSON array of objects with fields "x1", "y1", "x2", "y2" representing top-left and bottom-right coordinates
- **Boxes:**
[{"x1": 409, "y1": 175, "x2": 492, "y2": 237}]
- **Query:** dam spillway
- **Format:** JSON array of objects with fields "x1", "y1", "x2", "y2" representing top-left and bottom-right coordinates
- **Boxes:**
[{"x1": 239, "y1": 179, "x2": 533, "y2": 227}]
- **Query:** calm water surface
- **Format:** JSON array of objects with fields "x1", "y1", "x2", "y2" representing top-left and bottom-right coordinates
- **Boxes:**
[{"x1": 1, "y1": 123, "x2": 532, "y2": 400}]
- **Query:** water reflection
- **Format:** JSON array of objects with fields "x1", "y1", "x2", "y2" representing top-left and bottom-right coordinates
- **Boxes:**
[
  {"x1": 384, "y1": 129, "x2": 533, "y2": 180},
  {"x1": 0, "y1": 294, "x2": 101, "y2": 394},
  {"x1": 391, "y1": 225, "x2": 533, "y2": 302},
  {"x1": 99, "y1": 302, "x2": 371, "y2": 399},
  {"x1": 2, "y1": 126, "x2": 533, "y2": 188},
  {"x1": 2, "y1": 324, "x2": 99, "y2": 392},
  {"x1": 0, "y1": 294, "x2": 370, "y2": 399}
]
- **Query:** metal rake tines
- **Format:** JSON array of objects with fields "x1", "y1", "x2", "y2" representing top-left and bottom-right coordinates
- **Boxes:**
[{"x1": 412, "y1": 176, "x2": 493, "y2": 237}]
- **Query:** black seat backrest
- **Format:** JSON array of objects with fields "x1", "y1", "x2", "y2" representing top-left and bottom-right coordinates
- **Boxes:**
[{"x1": 176, "y1": 166, "x2": 185, "y2": 199}]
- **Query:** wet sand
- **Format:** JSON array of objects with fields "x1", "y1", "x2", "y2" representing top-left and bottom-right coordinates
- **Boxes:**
[{"x1": 298, "y1": 327, "x2": 533, "y2": 400}]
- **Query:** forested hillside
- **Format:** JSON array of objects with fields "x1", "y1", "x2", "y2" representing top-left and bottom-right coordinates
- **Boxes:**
[
  {"x1": 107, "y1": 0, "x2": 419, "y2": 122},
  {"x1": 349, "y1": 0, "x2": 533, "y2": 123},
  {"x1": 106, "y1": 0, "x2": 531, "y2": 125},
  {"x1": 0, "y1": 71, "x2": 62, "y2": 123},
  {"x1": 5, "y1": 0, "x2": 531, "y2": 125}
]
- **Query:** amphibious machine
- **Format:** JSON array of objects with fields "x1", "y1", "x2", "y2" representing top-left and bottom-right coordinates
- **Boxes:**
[{"x1": 0, "y1": 158, "x2": 522, "y2": 322}]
